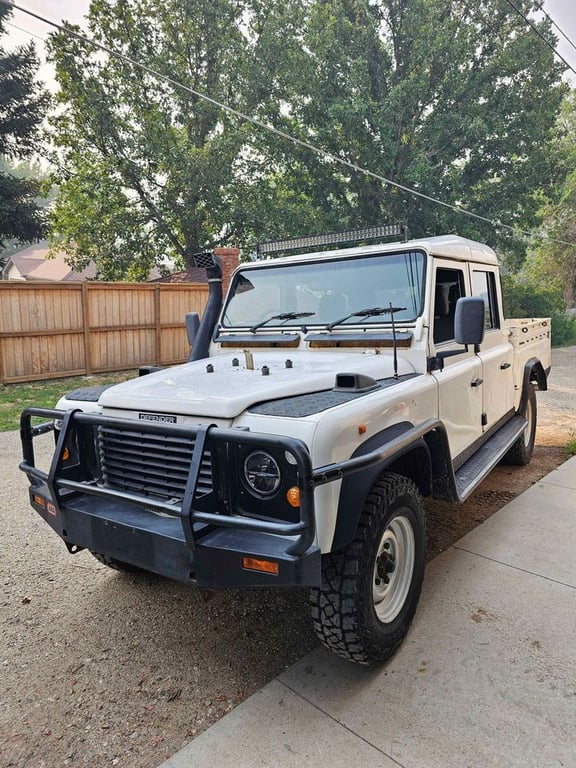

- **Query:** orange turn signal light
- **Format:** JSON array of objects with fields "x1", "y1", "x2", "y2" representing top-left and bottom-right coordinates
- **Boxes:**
[
  {"x1": 62, "y1": 448, "x2": 70, "y2": 461},
  {"x1": 33, "y1": 494, "x2": 46, "y2": 508},
  {"x1": 286, "y1": 486, "x2": 301, "y2": 508},
  {"x1": 242, "y1": 557, "x2": 279, "y2": 575}
]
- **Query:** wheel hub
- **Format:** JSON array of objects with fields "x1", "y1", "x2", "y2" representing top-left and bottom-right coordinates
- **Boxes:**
[{"x1": 372, "y1": 515, "x2": 415, "y2": 623}]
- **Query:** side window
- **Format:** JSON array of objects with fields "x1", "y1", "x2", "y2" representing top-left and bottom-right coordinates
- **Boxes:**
[
  {"x1": 471, "y1": 270, "x2": 500, "y2": 330},
  {"x1": 433, "y1": 268, "x2": 466, "y2": 344}
]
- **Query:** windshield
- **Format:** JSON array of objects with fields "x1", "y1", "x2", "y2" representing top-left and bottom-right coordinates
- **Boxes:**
[{"x1": 221, "y1": 250, "x2": 426, "y2": 328}]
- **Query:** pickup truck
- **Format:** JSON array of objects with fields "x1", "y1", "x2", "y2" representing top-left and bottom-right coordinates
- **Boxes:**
[{"x1": 20, "y1": 227, "x2": 551, "y2": 666}]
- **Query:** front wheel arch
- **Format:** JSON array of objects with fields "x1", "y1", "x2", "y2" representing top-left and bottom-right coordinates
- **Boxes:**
[{"x1": 332, "y1": 426, "x2": 431, "y2": 552}]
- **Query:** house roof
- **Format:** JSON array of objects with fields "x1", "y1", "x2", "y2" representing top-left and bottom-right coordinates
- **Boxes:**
[
  {"x1": 152, "y1": 268, "x2": 208, "y2": 283},
  {"x1": 2, "y1": 241, "x2": 97, "y2": 281}
]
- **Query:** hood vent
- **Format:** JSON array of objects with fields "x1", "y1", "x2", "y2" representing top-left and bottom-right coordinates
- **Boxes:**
[{"x1": 334, "y1": 372, "x2": 379, "y2": 393}]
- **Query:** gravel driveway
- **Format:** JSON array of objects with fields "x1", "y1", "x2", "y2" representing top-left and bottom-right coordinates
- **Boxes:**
[{"x1": 1, "y1": 347, "x2": 575, "y2": 768}]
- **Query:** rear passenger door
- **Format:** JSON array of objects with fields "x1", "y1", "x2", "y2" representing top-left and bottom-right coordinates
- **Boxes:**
[{"x1": 470, "y1": 267, "x2": 514, "y2": 431}]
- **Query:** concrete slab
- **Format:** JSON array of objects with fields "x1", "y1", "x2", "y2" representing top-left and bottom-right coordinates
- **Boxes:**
[
  {"x1": 158, "y1": 679, "x2": 399, "y2": 768},
  {"x1": 536, "y1": 454, "x2": 576, "y2": 491},
  {"x1": 159, "y1": 459, "x2": 576, "y2": 768},
  {"x1": 455, "y1": 482, "x2": 576, "y2": 587},
  {"x1": 279, "y1": 548, "x2": 576, "y2": 768}
]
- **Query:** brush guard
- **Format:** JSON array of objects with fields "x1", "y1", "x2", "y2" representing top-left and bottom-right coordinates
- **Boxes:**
[{"x1": 20, "y1": 408, "x2": 319, "y2": 588}]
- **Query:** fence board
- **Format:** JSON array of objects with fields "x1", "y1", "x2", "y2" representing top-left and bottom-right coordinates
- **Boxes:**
[{"x1": 0, "y1": 281, "x2": 208, "y2": 383}]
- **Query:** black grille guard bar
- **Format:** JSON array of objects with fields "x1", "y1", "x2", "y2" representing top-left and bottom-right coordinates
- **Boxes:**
[
  {"x1": 20, "y1": 408, "x2": 317, "y2": 557},
  {"x1": 20, "y1": 408, "x2": 444, "y2": 557}
]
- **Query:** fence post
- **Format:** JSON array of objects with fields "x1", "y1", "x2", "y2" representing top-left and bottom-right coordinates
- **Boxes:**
[
  {"x1": 82, "y1": 282, "x2": 92, "y2": 375},
  {"x1": 0, "y1": 333, "x2": 4, "y2": 385},
  {"x1": 155, "y1": 283, "x2": 162, "y2": 366}
]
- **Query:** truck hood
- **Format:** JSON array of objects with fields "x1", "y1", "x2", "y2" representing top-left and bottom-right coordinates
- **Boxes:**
[{"x1": 98, "y1": 351, "x2": 415, "y2": 419}]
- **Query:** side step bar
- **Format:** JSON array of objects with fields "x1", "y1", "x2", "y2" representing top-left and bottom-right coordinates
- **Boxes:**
[{"x1": 454, "y1": 415, "x2": 527, "y2": 501}]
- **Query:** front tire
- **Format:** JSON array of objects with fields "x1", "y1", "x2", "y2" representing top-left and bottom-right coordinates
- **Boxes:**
[{"x1": 310, "y1": 473, "x2": 426, "y2": 666}]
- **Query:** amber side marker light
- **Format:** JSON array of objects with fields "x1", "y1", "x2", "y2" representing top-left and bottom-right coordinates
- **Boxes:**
[
  {"x1": 286, "y1": 486, "x2": 300, "y2": 508},
  {"x1": 62, "y1": 448, "x2": 70, "y2": 461},
  {"x1": 242, "y1": 557, "x2": 280, "y2": 575},
  {"x1": 33, "y1": 494, "x2": 46, "y2": 508}
]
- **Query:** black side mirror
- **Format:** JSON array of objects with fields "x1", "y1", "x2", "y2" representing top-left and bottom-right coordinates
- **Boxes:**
[
  {"x1": 454, "y1": 297, "x2": 485, "y2": 347},
  {"x1": 428, "y1": 296, "x2": 486, "y2": 372}
]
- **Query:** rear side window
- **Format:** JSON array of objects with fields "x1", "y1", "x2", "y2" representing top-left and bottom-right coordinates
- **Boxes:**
[{"x1": 471, "y1": 270, "x2": 500, "y2": 330}]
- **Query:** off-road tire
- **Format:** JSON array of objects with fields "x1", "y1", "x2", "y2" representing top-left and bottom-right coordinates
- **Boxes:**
[
  {"x1": 503, "y1": 384, "x2": 537, "y2": 466},
  {"x1": 310, "y1": 472, "x2": 426, "y2": 666},
  {"x1": 89, "y1": 551, "x2": 147, "y2": 574}
]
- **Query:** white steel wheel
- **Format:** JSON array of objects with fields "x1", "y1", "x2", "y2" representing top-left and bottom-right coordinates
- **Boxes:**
[{"x1": 373, "y1": 515, "x2": 415, "y2": 623}]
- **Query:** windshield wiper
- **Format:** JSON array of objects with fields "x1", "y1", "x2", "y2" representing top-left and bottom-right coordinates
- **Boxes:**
[
  {"x1": 250, "y1": 311, "x2": 316, "y2": 334},
  {"x1": 326, "y1": 305, "x2": 406, "y2": 331}
]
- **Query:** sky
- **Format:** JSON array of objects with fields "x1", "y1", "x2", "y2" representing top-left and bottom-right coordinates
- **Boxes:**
[{"x1": 4, "y1": 0, "x2": 576, "y2": 86}]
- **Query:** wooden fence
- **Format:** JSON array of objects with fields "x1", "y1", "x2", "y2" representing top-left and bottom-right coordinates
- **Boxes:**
[{"x1": 0, "y1": 281, "x2": 209, "y2": 384}]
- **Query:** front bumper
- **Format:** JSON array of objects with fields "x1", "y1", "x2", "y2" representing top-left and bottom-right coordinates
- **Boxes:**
[{"x1": 21, "y1": 408, "x2": 320, "y2": 589}]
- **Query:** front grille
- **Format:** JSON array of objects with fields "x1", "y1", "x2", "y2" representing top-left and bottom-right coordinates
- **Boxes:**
[{"x1": 96, "y1": 425, "x2": 213, "y2": 503}]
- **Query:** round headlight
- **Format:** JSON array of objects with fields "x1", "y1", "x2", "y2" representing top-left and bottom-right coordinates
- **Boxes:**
[{"x1": 243, "y1": 451, "x2": 281, "y2": 497}]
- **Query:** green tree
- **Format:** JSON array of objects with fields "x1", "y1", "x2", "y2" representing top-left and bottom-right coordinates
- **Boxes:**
[
  {"x1": 49, "y1": 0, "x2": 567, "y2": 278},
  {"x1": 526, "y1": 91, "x2": 576, "y2": 308},
  {"x1": 244, "y1": 0, "x2": 567, "y2": 254},
  {"x1": 0, "y1": 5, "x2": 50, "y2": 248},
  {"x1": 48, "y1": 0, "x2": 306, "y2": 278}
]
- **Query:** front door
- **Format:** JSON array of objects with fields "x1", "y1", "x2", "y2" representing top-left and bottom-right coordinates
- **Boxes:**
[{"x1": 431, "y1": 261, "x2": 484, "y2": 461}]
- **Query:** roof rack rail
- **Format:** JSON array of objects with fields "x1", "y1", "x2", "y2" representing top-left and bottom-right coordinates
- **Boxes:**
[{"x1": 255, "y1": 223, "x2": 408, "y2": 257}]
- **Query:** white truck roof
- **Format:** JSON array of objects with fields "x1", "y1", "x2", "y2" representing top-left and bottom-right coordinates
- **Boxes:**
[{"x1": 242, "y1": 234, "x2": 499, "y2": 269}]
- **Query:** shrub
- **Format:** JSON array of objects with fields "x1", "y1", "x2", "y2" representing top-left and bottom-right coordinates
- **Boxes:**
[{"x1": 501, "y1": 275, "x2": 576, "y2": 347}]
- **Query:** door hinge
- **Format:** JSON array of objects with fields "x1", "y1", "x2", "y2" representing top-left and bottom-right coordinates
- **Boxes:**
[{"x1": 481, "y1": 412, "x2": 488, "y2": 426}]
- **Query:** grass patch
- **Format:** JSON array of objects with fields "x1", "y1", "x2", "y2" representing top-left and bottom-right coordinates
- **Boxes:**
[
  {"x1": 0, "y1": 371, "x2": 136, "y2": 432},
  {"x1": 566, "y1": 434, "x2": 576, "y2": 459}
]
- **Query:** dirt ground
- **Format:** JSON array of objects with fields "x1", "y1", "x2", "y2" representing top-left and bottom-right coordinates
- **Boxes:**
[{"x1": 1, "y1": 347, "x2": 575, "y2": 768}]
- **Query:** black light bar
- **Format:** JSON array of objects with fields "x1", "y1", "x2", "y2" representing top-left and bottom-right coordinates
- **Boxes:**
[{"x1": 256, "y1": 223, "x2": 408, "y2": 256}]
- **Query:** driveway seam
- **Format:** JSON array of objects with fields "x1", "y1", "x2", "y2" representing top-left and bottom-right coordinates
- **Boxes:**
[
  {"x1": 451, "y1": 545, "x2": 576, "y2": 590},
  {"x1": 278, "y1": 678, "x2": 408, "y2": 768}
]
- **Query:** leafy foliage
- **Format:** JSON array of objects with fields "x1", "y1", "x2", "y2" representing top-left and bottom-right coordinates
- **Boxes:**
[
  {"x1": 501, "y1": 272, "x2": 576, "y2": 347},
  {"x1": 0, "y1": 5, "x2": 50, "y2": 249},
  {"x1": 526, "y1": 93, "x2": 576, "y2": 309},
  {"x1": 48, "y1": 0, "x2": 567, "y2": 278}
]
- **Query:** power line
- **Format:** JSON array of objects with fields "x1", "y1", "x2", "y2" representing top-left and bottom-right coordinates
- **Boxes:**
[
  {"x1": 505, "y1": 0, "x2": 576, "y2": 79},
  {"x1": 5, "y1": 18, "x2": 46, "y2": 43},
  {"x1": 3, "y1": 0, "x2": 576, "y2": 250},
  {"x1": 535, "y1": 1, "x2": 576, "y2": 59}
]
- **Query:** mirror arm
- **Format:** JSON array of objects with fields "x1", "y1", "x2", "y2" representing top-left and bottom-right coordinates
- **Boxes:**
[{"x1": 427, "y1": 345, "x2": 469, "y2": 372}]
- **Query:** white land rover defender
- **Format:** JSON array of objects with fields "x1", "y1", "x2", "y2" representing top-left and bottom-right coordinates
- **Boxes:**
[{"x1": 21, "y1": 226, "x2": 551, "y2": 665}]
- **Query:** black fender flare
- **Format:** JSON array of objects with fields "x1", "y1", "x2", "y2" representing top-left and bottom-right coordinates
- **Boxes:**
[
  {"x1": 331, "y1": 421, "x2": 433, "y2": 551},
  {"x1": 519, "y1": 357, "x2": 548, "y2": 413}
]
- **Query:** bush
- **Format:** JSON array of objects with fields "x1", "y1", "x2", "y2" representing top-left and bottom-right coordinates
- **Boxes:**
[
  {"x1": 501, "y1": 275, "x2": 576, "y2": 347},
  {"x1": 550, "y1": 312, "x2": 576, "y2": 347}
]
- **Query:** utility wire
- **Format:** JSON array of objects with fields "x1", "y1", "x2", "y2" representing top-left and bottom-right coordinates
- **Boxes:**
[
  {"x1": 505, "y1": 0, "x2": 576, "y2": 78},
  {"x1": 4, "y1": 0, "x2": 576, "y2": 249},
  {"x1": 5, "y1": 18, "x2": 46, "y2": 43},
  {"x1": 535, "y1": 1, "x2": 576, "y2": 59}
]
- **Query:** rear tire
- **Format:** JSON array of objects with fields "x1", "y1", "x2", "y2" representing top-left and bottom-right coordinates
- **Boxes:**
[
  {"x1": 310, "y1": 473, "x2": 426, "y2": 666},
  {"x1": 503, "y1": 384, "x2": 536, "y2": 466},
  {"x1": 89, "y1": 551, "x2": 147, "y2": 574}
]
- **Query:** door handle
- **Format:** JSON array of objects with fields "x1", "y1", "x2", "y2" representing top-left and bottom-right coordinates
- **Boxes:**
[
  {"x1": 500, "y1": 362, "x2": 511, "y2": 370},
  {"x1": 471, "y1": 378, "x2": 484, "y2": 387}
]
